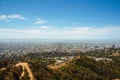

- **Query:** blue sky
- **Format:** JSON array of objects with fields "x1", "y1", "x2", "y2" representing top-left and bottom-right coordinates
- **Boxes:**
[{"x1": 0, "y1": 0, "x2": 120, "y2": 39}]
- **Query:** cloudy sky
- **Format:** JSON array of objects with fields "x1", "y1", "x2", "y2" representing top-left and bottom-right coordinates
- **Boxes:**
[{"x1": 0, "y1": 0, "x2": 120, "y2": 39}]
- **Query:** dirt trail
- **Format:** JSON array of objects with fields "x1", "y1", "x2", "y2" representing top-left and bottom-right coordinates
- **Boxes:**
[
  {"x1": 15, "y1": 62, "x2": 36, "y2": 80},
  {"x1": 19, "y1": 67, "x2": 25, "y2": 79},
  {"x1": 0, "y1": 67, "x2": 6, "y2": 71},
  {"x1": 48, "y1": 56, "x2": 80, "y2": 70}
]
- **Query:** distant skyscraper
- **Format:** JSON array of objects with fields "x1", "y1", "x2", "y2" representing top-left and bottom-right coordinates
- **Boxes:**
[{"x1": 112, "y1": 44, "x2": 115, "y2": 49}]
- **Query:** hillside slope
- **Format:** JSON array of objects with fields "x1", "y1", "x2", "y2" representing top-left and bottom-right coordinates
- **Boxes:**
[{"x1": 0, "y1": 55, "x2": 120, "y2": 80}]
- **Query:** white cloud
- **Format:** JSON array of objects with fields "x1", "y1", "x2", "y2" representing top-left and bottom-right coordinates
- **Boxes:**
[
  {"x1": 35, "y1": 18, "x2": 48, "y2": 24},
  {"x1": 0, "y1": 15, "x2": 8, "y2": 21},
  {"x1": 39, "y1": 26, "x2": 51, "y2": 29},
  {"x1": 0, "y1": 14, "x2": 26, "y2": 21},
  {"x1": 7, "y1": 14, "x2": 26, "y2": 20},
  {"x1": 0, "y1": 26, "x2": 120, "y2": 39}
]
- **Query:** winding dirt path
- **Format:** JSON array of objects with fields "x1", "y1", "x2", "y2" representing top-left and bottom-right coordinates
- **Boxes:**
[
  {"x1": 0, "y1": 67, "x2": 6, "y2": 71},
  {"x1": 19, "y1": 66, "x2": 25, "y2": 79},
  {"x1": 48, "y1": 56, "x2": 80, "y2": 70},
  {"x1": 15, "y1": 62, "x2": 36, "y2": 80}
]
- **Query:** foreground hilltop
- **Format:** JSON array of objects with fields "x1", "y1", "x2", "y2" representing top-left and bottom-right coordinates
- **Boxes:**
[{"x1": 0, "y1": 49, "x2": 120, "y2": 80}]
